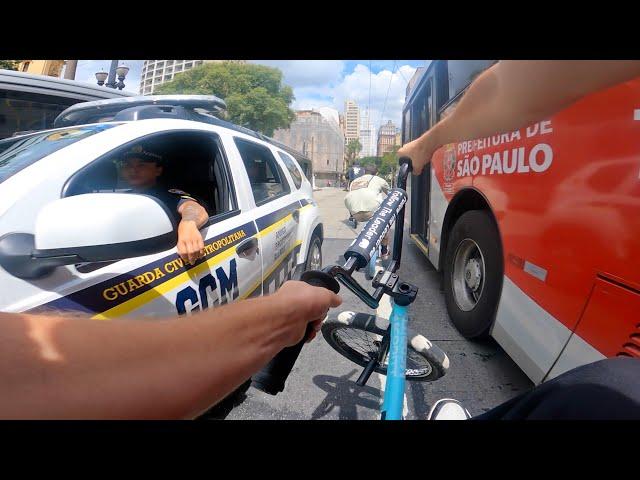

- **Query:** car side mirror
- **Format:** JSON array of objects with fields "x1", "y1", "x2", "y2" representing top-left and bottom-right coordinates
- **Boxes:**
[{"x1": 0, "y1": 193, "x2": 177, "y2": 279}]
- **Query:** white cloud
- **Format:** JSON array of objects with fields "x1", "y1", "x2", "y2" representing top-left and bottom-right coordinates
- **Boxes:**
[
  {"x1": 288, "y1": 62, "x2": 417, "y2": 134},
  {"x1": 73, "y1": 60, "x2": 419, "y2": 131},
  {"x1": 250, "y1": 60, "x2": 345, "y2": 88}
]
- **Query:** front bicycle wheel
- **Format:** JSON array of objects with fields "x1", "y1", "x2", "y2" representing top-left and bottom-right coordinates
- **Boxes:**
[{"x1": 321, "y1": 311, "x2": 449, "y2": 382}]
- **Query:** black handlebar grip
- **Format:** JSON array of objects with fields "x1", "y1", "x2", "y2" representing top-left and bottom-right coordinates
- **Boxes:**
[
  {"x1": 250, "y1": 270, "x2": 340, "y2": 395},
  {"x1": 343, "y1": 188, "x2": 408, "y2": 269}
]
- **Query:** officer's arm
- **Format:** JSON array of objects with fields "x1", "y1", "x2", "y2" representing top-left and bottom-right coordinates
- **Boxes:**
[
  {"x1": 0, "y1": 281, "x2": 341, "y2": 419},
  {"x1": 178, "y1": 200, "x2": 208, "y2": 228},
  {"x1": 176, "y1": 200, "x2": 209, "y2": 265},
  {"x1": 399, "y1": 60, "x2": 640, "y2": 174}
]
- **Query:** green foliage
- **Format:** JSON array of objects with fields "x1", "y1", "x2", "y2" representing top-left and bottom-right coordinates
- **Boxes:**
[
  {"x1": 358, "y1": 156, "x2": 381, "y2": 168},
  {"x1": 155, "y1": 61, "x2": 295, "y2": 136},
  {"x1": 345, "y1": 139, "x2": 362, "y2": 167},
  {"x1": 0, "y1": 60, "x2": 20, "y2": 70},
  {"x1": 380, "y1": 145, "x2": 401, "y2": 176}
]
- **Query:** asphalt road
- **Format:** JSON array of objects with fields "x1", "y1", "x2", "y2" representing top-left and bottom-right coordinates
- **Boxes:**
[{"x1": 220, "y1": 187, "x2": 532, "y2": 420}]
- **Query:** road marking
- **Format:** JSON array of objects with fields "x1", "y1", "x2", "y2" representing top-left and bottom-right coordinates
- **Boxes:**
[{"x1": 375, "y1": 262, "x2": 409, "y2": 420}]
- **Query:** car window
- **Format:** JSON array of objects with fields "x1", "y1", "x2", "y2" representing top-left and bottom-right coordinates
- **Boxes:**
[
  {"x1": 277, "y1": 151, "x2": 304, "y2": 189},
  {"x1": 0, "y1": 124, "x2": 116, "y2": 184},
  {"x1": 65, "y1": 130, "x2": 236, "y2": 219},
  {"x1": 64, "y1": 130, "x2": 237, "y2": 274},
  {"x1": 234, "y1": 137, "x2": 291, "y2": 205}
]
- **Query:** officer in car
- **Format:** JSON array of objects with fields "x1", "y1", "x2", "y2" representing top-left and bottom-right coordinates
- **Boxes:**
[{"x1": 118, "y1": 145, "x2": 209, "y2": 266}]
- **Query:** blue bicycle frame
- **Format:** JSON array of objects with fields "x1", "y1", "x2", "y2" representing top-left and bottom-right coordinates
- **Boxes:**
[
  {"x1": 381, "y1": 302, "x2": 408, "y2": 420},
  {"x1": 314, "y1": 158, "x2": 416, "y2": 420}
]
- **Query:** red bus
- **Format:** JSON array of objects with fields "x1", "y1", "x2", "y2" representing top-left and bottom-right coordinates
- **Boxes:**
[{"x1": 403, "y1": 60, "x2": 640, "y2": 384}]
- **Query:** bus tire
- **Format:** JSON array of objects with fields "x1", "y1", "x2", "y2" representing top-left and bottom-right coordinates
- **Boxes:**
[{"x1": 443, "y1": 210, "x2": 503, "y2": 339}]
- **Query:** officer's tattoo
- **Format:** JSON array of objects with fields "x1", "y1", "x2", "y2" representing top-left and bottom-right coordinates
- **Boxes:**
[{"x1": 180, "y1": 202, "x2": 207, "y2": 227}]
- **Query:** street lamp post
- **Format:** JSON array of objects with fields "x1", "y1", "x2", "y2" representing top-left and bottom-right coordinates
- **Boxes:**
[{"x1": 95, "y1": 61, "x2": 129, "y2": 90}]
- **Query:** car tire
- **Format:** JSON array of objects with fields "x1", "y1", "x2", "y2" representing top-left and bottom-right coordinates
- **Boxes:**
[
  {"x1": 305, "y1": 234, "x2": 323, "y2": 272},
  {"x1": 443, "y1": 210, "x2": 503, "y2": 339}
]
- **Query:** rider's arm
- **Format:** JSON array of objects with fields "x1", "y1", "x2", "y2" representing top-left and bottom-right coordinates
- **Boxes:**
[
  {"x1": 177, "y1": 199, "x2": 209, "y2": 265},
  {"x1": 399, "y1": 60, "x2": 640, "y2": 174},
  {"x1": 0, "y1": 281, "x2": 341, "y2": 419}
]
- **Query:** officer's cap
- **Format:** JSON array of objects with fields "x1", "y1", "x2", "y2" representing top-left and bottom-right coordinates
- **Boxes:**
[{"x1": 122, "y1": 145, "x2": 164, "y2": 164}]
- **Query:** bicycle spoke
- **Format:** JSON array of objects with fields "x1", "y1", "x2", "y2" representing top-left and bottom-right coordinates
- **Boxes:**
[{"x1": 332, "y1": 327, "x2": 433, "y2": 378}]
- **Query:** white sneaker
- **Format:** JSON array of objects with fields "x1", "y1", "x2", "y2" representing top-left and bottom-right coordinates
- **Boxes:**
[{"x1": 427, "y1": 399, "x2": 471, "y2": 420}]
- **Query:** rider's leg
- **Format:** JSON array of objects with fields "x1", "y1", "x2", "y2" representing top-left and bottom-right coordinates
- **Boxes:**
[{"x1": 475, "y1": 357, "x2": 640, "y2": 420}]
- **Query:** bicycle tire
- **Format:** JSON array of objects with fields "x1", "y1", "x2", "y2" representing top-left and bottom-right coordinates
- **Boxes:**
[{"x1": 321, "y1": 311, "x2": 449, "y2": 382}]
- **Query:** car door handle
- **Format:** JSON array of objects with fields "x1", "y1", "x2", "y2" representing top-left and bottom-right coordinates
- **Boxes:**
[
  {"x1": 292, "y1": 210, "x2": 300, "y2": 223},
  {"x1": 236, "y1": 237, "x2": 259, "y2": 260}
]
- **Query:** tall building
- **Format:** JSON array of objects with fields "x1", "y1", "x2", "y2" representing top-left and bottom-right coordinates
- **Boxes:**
[
  {"x1": 359, "y1": 108, "x2": 375, "y2": 158},
  {"x1": 17, "y1": 60, "x2": 65, "y2": 78},
  {"x1": 343, "y1": 100, "x2": 360, "y2": 147},
  {"x1": 273, "y1": 109, "x2": 345, "y2": 185},
  {"x1": 139, "y1": 60, "x2": 246, "y2": 95},
  {"x1": 377, "y1": 120, "x2": 398, "y2": 157}
]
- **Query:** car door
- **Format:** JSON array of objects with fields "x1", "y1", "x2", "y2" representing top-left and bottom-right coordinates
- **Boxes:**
[
  {"x1": 27, "y1": 127, "x2": 264, "y2": 319},
  {"x1": 231, "y1": 136, "x2": 301, "y2": 295}
]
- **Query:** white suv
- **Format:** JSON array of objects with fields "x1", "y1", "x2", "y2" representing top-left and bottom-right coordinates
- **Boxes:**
[{"x1": 0, "y1": 96, "x2": 323, "y2": 320}]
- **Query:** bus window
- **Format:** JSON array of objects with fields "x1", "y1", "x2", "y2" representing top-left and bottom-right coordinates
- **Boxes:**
[
  {"x1": 446, "y1": 60, "x2": 495, "y2": 102},
  {"x1": 410, "y1": 80, "x2": 432, "y2": 141},
  {"x1": 0, "y1": 91, "x2": 77, "y2": 140}
]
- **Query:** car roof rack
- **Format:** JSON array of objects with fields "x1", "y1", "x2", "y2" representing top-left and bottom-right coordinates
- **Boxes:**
[
  {"x1": 53, "y1": 94, "x2": 226, "y2": 128},
  {"x1": 52, "y1": 94, "x2": 312, "y2": 164}
]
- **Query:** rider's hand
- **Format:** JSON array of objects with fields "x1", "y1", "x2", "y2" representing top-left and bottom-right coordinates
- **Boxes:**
[
  {"x1": 397, "y1": 131, "x2": 439, "y2": 176},
  {"x1": 270, "y1": 280, "x2": 342, "y2": 347},
  {"x1": 177, "y1": 221, "x2": 205, "y2": 266}
]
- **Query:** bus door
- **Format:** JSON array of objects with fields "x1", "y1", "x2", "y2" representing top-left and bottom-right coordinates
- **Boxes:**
[{"x1": 407, "y1": 77, "x2": 433, "y2": 249}]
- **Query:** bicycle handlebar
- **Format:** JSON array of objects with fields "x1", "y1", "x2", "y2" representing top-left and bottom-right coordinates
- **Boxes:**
[
  {"x1": 251, "y1": 271, "x2": 340, "y2": 395},
  {"x1": 343, "y1": 157, "x2": 413, "y2": 269},
  {"x1": 343, "y1": 188, "x2": 407, "y2": 269},
  {"x1": 251, "y1": 157, "x2": 413, "y2": 396}
]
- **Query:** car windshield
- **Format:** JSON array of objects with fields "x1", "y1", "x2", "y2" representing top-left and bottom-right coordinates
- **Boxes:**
[{"x1": 0, "y1": 124, "x2": 117, "y2": 184}]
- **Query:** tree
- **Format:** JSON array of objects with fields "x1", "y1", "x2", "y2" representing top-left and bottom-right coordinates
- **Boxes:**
[
  {"x1": 0, "y1": 60, "x2": 20, "y2": 71},
  {"x1": 358, "y1": 156, "x2": 381, "y2": 169},
  {"x1": 380, "y1": 145, "x2": 401, "y2": 180},
  {"x1": 155, "y1": 61, "x2": 295, "y2": 136},
  {"x1": 345, "y1": 139, "x2": 362, "y2": 167}
]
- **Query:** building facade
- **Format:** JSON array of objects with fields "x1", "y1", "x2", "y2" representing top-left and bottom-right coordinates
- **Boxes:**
[
  {"x1": 359, "y1": 108, "x2": 375, "y2": 158},
  {"x1": 17, "y1": 60, "x2": 65, "y2": 78},
  {"x1": 343, "y1": 100, "x2": 360, "y2": 147},
  {"x1": 377, "y1": 120, "x2": 398, "y2": 157},
  {"x1": 273, "y1": 109, "x2": 345, "y2": 185},
  {"x1": 139, "y1": 60, "x2": 246, "y2": 95}
]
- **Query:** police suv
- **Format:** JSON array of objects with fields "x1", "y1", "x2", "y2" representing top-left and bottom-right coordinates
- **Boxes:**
[{"x1": 0, "y1": 95, "x2": 324, "y2": 320}]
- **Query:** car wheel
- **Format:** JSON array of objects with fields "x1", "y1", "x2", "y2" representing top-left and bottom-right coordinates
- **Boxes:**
[
  {"x1": 305, "y1": 235, "x2": 323, "y2": 271},
  {"x1": 443, "y1": 210, "x2": 503, "y2": 339}
]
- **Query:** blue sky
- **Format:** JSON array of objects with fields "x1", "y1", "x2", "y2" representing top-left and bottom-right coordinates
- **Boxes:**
[{"x1": 74, "y1": 60, "x2": 429, "y2": 132}]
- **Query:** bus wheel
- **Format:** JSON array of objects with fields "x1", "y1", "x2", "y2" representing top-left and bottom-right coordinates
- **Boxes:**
[{"x1": 443, "y1": 210, "x2": 503, "y2": 339}]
